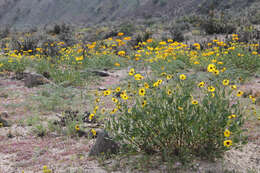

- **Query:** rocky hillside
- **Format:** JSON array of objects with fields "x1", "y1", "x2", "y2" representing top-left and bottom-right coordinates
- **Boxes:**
[{"x1": 0, "y1": 0, "x2": 259, "y2": 28}]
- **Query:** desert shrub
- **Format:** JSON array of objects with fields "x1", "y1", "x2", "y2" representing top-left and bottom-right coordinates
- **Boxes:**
[
  {"x1": 40, "y1": 39, "x2": 61, "y2": 57},
  {"x1": 237, "y1": 26, "x2": 260, "y2": 43},
  {"x1": 250, "y1": 13, "x2": 260, "y2": 24},
  {"x1": 201, "y1": 17, "x2": 236, "y2": 35},
  {"x1": 10, "y1": 35, "x2": 39, "y2": 54},
  {"x1": 47, "y1": 23, "x2": 71, "y2": 35},
  {"x1": 103, "y1": 30, "x2": 119, "y2": 39},
  {"x1": 45, "y1": 23, "x2": 75, "y2": 46},
  {"x1": 119, "y1": 22, "x2": 136, "y2": 36},
  {"x1": 101, "y1": 69, "x2": 247, "y2": 161},
  {"x1": 170, "y1": 27, "x2": 185, "y2": 42},
  {"x1": 129, "y1": 32, "x2": 151, "y2": 48}
]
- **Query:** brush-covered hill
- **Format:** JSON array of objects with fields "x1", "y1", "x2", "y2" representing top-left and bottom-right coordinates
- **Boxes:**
[{"x1": 0, "y1": 0, "x2": 259, "y2": 28}]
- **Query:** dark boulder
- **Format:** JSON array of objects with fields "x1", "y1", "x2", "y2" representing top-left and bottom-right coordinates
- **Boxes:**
[
  {"x1": 89, "y1": 130, "x2": 119, "y2": 156},
  {"x1": 24, "y1": 73, "x2": 48, "y2": 88}
]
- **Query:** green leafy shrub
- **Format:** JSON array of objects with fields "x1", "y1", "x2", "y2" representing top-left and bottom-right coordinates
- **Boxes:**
[{"x1": 104, "y1": 70, "x2": 247, "y2": 161}]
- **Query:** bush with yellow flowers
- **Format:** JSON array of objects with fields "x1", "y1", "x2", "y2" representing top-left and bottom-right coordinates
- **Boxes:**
[{"x1": 98, "y1": 67, "x2": 248, "y2": 161}]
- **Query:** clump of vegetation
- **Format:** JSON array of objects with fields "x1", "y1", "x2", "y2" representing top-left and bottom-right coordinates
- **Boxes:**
[
  {"x1": 98, "y1": 67, "x2": 248, "y2": 161},
  {"x1": 200, "y1": 13, "x2": 236, "y2": 35}
]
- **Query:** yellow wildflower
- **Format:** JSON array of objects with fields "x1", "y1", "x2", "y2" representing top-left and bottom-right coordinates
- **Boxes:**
[
  {"x1": 139, "y1": 88, "x2": 146, "y2": 96},
  {"x1": 223, "y1": 140, "x2": 232, "y2": 147},
  {"x1": 224, "y1": 129, "x2": 231, "y2": 137},
  {"x1": 222, "y1": 79, "x2": 229, "y2": 86},
  {"x1": 179, "y1": 74, "x2": 186, "y2": 80}
]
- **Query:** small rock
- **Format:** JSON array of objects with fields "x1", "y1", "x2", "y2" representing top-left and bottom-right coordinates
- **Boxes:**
[
  {"x1": 24, "y1": 73, "x2": 48, "y2": 88},
  {"x1": 91, "y1": 70, "x2": 110, "y2": 77},
  {"x1": 0, "y1": 111, "x2": 8, "y2": 118},
  {"x1": 98, "y1": 87, "x2": 107, "y2": 91},
  {"x1": 89, "y1": 130, "x2": 119, "y2": 156}
]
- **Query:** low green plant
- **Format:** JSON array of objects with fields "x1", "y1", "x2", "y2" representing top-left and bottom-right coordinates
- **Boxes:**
[
  {"x1": 26, "y1": 115, "x2": 41, "y2": 126},
  {"x1": 32, "y1": 123, "x2": 47, "y2": 137},
  {"x1": 104, "y1": 70, "x2": 247, "y2": 162}
]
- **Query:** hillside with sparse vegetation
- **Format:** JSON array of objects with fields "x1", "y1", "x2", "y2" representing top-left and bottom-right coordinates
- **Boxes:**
[{"x1": 0, "y1": 0, "x2": 259, "y2": 28}]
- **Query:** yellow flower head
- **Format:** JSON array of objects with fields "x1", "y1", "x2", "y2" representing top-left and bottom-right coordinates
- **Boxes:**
[
  {"x1": 121, "y1": 93, "x2": 128, "y2": 100},
  {"x1": 221, "y1": 67, "x2": 226, "y2": 72},
  {"x1": 153, "y1": 81, "x2": 159, "y2": 87},
  {"x1": 228, "y1": 114, "x2": 236, "y2": 119},
  {"x1": 161, "y1": 72, "x2": 166, "y2": 76},
  {"x1": 101, "y1": 108, "x2": 106, "y2": 114},
  {"x1": 110, "y1": 108, "x2": 118, "y2": 114},
  {"x1": 236, "y1": 90, "x2": 244, "y2": 97},
  {"x1": 157, "y1": 79, "x2": 163, "y2": 85},
  {"x1": 179, "y1": 74, "x2": 186, "y2": 80},
  {"x1": 147, "y1": 38, "x2": 153, "y2": 43},
  {"x1": 115, "y1": 87, "x2": 121, "y2": 92},
  {"x1": 129, "y1": 68, "x2": 135, "y2": 76},
  {"x1": 213, "y1": 69, "x2": 220, "y2": 75},
  {"x1": 167, "y1": 89, "x2": 172, "y2": 95},
  {"x1": 134, "y1": 74, "x2": 144, "y2": 80},
  {"x1": 166, "y1": 75, "x2": 173, "y2": 80},
  {"x1": 222, "y1": 79, "x2": 229, "y2": 86},
  {"x1": 104, "y1": 90, "x2": 111, "y2": 96},
  {"x1": 144, "y1": 82, "x2": 149, "y2": 89},
  {"x1": 124, "y1": 37, "x2": 131, "y2": 41},
  {"x1": 118, "y1": 51, "x2": 126, "y2": 56},
  {"x1": 198, "y1": 81, "x2": 205, "y2": 87},
  {"x1": 223, "y1": 140, "x2": 232, "y2": 147},
  {"x1": 117, "y1": 32, "x2": 124, "y2": 36},
  {"x1": 230, "y1": 85, "x2": 237, "y2": 90},
  {"x1": 89, "y1": 113, "x2": 95, "y2": 121},
  {"x1": 114, "y1": 62, "x2": 120, "y2": 66},
  {"x1": 249, "y1": 95, "x2": 256, "y2": 103},
  {"x1": 139, "y1": 88, "x2": 146, "y2": 96},
  {"x1": 191, "y1": 100, "x2": 198, "y2": 105},
  {"x1": 91, "y1": 129, "x2": 97, "y2": 136},
  {"x1": 142, "y1": 100, "x2": 147, "y2": 107},
  {"x1": 112, "y1": 97, "x2": 118, "y2": 103},
  {"x1": 207, "y1": 64, "x2": 216, "y2": 72},
  {"x1": 95, "y1": 98, "x2": 100, "y2": 103},
  {"x1": 224, "y1": 129, "x2": 231, "y2": 137},
  {"x1": 208, "y1": 86, "x2": 215, "y2": 92},
  {"x1": 178, "y1": 106, "x2": 183, "y2": 111},
  {"x1": 75, "y1": 124, "x2": 80, "y2": 131}
]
